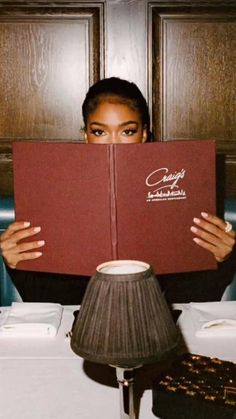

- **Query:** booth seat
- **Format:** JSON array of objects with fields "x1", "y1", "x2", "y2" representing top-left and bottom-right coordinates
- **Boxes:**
[
  {"x1": 221, "y1": 199, "x2": 236, "y2": 300},
  {"x1": 0, "y1": 197, "x2": 22, "y2": 305},
  {"x1": 0, "y1": 197, "x2": 236, "y2": 305}
]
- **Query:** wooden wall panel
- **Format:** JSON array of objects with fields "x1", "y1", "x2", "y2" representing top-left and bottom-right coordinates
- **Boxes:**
[
  {"x1": 0, "y1": 21, "x2": 89, "y2": 139},
  {"x1": 150, "y1": 2, "x2": 236, "y2": 198},
  {"x1": 106, "y1": 0, "x2": 147, "y2": 98},
  {"x1": 0, "y1": 144, "x2": 12, "y2": 196},
  {"x1": 0, "y1": 4, "x2": 103, "y2": 195},
  {"x1": 226, "y1": 154, "x2": 236, "y2": 198}
]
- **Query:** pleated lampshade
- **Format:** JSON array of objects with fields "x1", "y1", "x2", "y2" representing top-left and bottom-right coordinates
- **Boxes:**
[{"x1": 71, "y1": 260, "x2": 179, "y2": 367}]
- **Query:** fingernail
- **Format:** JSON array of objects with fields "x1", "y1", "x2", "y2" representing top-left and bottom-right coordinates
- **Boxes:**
[
  {"x1": 34, "y1": 227, "x2": 41, "y2": 233},
  {"x1": 201, "y1": 212, "x2": 208, "y2": 218},
  {"x1": 24, "y1": 222, "x2": 30, "y2": 227},
  {"x1": 193, "y1": 218, "x2": 200, "y2": 224},
  {"x1": 193, "y1": 238, "x2": 200, "y2": 244},
  {"x1": 191, "y1": 226, "x2": 198, "y2": 233},
  {"x1": 38, "y1": 240, "x2": 45, "y2": 246},
  {"x1": 35, "y1": 252, "x2": 42, "y2": 257}
]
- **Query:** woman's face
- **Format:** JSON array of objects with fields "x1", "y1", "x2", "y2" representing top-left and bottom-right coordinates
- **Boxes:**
[{"x1": 84, "y1": 100, "x2": 147, "y2": 144}]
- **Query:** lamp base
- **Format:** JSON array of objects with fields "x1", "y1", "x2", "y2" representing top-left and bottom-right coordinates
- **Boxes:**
[{"x1": 115, "y1": 366, "x2": 142, "y2": 419}]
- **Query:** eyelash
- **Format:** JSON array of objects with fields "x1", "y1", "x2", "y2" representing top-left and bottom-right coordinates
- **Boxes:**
[
  {"x1": 91, "y1": 129, "x2": 105, "y2": 136},
  {"x1": 123, "y1": 129, "x2": 137, "y2": 136},
  {"x1": 90, "y1": 129, "x2": 137, "y2": 137}
]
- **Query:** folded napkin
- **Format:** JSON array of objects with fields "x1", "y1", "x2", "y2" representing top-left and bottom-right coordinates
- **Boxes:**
[
  {"x1": 188, "y1": 301, "x2": 236, "y2": 337},
  {"x1": 0, "y1": 302, "x2": 63, "y2": 337}
]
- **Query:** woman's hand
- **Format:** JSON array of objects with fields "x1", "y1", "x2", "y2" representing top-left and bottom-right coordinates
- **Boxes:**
[
  {"x1": 0, "y1": 222, "x2": 45, "y2": 269},
  {"x1": 191, "y1": 212, "x2": 235, "y2": 262}
]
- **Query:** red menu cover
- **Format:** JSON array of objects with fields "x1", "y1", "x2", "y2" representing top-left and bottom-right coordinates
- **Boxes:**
[{"x1": 13, "y1": 140, "x2": 217, "y2": 276}]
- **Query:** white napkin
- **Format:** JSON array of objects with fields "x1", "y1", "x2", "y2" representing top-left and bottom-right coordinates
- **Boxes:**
[
  {"x1": 0, "y1": 302, "x2": 63, "y2": 337},
  {"x1": 188, "y1": 301, "x2": 236, "y2": 337}
]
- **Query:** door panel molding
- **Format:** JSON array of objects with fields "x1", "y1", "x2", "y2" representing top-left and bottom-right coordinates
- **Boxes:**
[
  {"x1": 148, "y1": 1, "x2": 236, "y2": 197},
  {"x1": 0, "y1": 3, "x2": 104, "y2": 195}
]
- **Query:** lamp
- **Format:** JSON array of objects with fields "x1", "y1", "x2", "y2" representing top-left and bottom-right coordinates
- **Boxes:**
[{"x1": 71, "y1": 260, "x2": 179, "y2": 418}]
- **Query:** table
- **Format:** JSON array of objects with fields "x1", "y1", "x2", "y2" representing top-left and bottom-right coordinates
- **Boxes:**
[{"x1": 0, "y1": 303, "x2": 236, "y2": 419}]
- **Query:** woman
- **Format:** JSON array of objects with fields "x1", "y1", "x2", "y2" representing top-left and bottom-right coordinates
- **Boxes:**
[{"x1": 0, "y1": 77, "x2": 235, "y2": 303}]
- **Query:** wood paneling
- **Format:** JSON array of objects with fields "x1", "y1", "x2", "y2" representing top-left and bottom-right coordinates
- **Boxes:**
[
  {"x1": 0, "y1": 0, "x2": 236, "y2": 199},
  {"x1": 226, "y1": 154, "x2": 236, "y2": 198},
  {"x1": 150, "y1": 2, "x2": 236, "y2": 198},
  {"x1": 0, "y1": 141, "x2": 13, "y2": 196},
  {"x1": 106, "y1": 0, "x2": 147, "y2": 98},
  {"x1": 0, "y1": 3, "x2": 103, "y2": 195}
]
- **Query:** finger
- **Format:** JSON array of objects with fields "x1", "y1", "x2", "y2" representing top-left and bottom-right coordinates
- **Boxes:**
[
  {"x1": 201, "y1": 212, "x2": 227, "y2": 230},
  {"x1": 191, "y1": 224, "x2": 235, "y2": 249},
  {"x1": 1, "y1": 226, "x2": 42, "y2": 248},
  {"x1": 18, "y1": 251, "x2": 43, "y2": 262},
  {"x1": 8, "y1": 251, "x2": 43, "y2": 269},
  {"x1": 2, "y1": 239, "x2": 45, "y2": 255},
  {"x1": 192, "y1": 237, "x2": 231, "y2": 262},
  {"x1": 201, "y1": 212, "x2": 235, "y2": 238},
  {"x1": 16, "y1": 240, "x2": 45, "y2": 253},
  {"x1": 192, "y1": 217, "x2": 235, "y2": 246},
  {"x1": 0, "y1": 221, "x2": 31, "y2": 240}
]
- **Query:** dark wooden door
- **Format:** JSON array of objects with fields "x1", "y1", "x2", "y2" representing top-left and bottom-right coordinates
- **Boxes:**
[
  {"x1": 0, "y1": 2, "x2": 102, "y2": 195},
  {"x1": 150, "y1": 1, "x2": 236, "y2": 200}
]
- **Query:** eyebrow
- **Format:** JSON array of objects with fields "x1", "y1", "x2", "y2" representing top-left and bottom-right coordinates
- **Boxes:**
[{"x1": 89, "y1": 121, "x2": 139, "y2": 127}]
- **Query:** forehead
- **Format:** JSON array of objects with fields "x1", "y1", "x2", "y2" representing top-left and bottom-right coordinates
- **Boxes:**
[{"x1": 87, "y1": 99, "x2": 142, "y2": 123}]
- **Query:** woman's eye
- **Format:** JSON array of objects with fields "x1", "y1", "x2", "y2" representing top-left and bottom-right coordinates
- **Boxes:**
[
  {"x1": 123, "y1": 129, "x2": 137, "y2": 136},
  {"x1": 91, "y1": 129, "x2": 105, "y2": 136}
]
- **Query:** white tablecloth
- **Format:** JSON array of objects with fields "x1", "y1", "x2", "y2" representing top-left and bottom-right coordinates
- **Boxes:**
[{"x1": 0, "y1": 303, "x2": 236, "y2": 419}]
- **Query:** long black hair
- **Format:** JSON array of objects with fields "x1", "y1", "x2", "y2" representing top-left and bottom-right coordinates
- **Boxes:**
[{"x1": 82, "y1": 77, "x2": 152, "y2": 141}]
